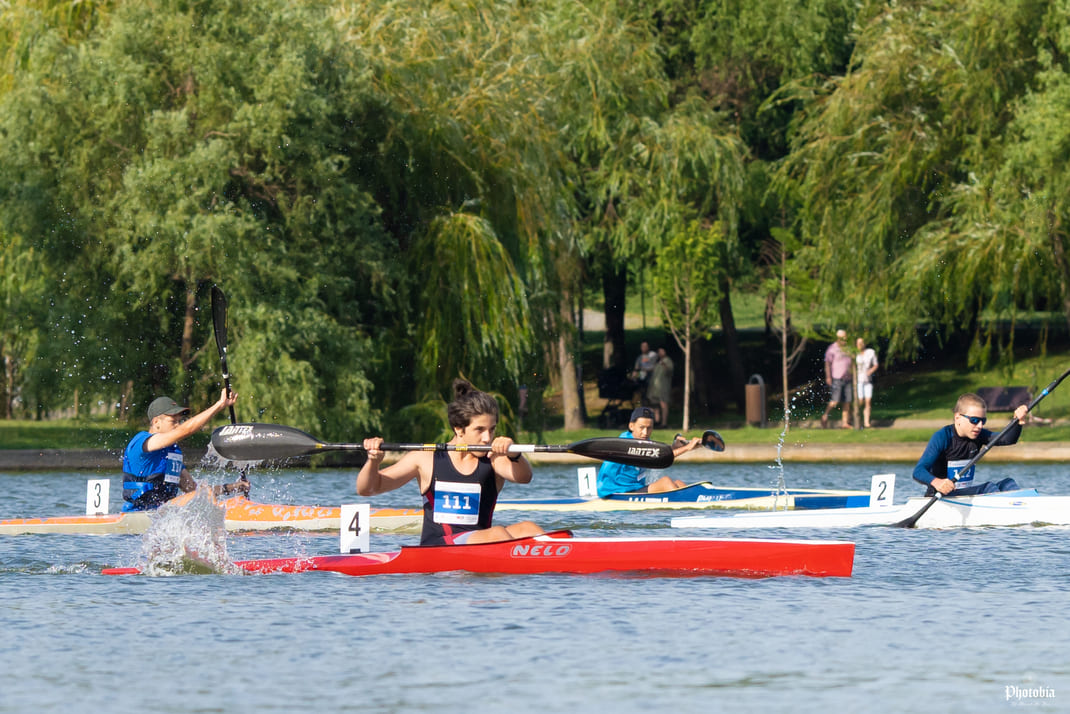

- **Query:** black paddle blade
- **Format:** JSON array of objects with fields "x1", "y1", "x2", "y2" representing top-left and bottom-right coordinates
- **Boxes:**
[
  {"x1": 701, "y1": 430, "x2": 726, "y2": 452},
  {"x1": 212, "y1": 423, "x2": 330, "y2": 461},
  {"x1": 564, "y1": 437, "x2": 674, "y2": 469},
  {"x1": 210, "y1": 284, "x2": 238, "y2": 423},
  {"x1": 891, "y1": 494, "x2": 941, "y2": 528},
  {"x1": 211, "y1": 285, "x2": 229, "y2": 355}
]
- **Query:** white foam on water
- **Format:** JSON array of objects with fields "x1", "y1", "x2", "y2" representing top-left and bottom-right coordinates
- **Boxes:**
[
  {"x1": 138, "y1": 487, "x2": 239, "y2": 575},
  {"x1": 200, "y1": 442, "x2": 262, "y2": 477}
]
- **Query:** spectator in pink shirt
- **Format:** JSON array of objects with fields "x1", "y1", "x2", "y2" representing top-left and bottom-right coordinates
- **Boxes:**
[{"x1": 820, "y1": 329, "x2": 853, "y2": 428}]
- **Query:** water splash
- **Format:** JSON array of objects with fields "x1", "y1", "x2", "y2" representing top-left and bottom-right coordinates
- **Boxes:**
[
  {"x1": 200, "y1": 442, "x2": 261, "y2": 475},
  {"x1": 138, "y1": 487, "x2": 238, "y2": 575}
]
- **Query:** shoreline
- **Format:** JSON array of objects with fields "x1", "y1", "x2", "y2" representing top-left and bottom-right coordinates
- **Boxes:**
[{"x1": 4, "y1": 441, "x2": 1070, "y2": 470}]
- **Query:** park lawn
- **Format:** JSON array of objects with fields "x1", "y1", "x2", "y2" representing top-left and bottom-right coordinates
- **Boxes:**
[{"x1": 0, "y1": 418, "x2": 205, "y2": 450}]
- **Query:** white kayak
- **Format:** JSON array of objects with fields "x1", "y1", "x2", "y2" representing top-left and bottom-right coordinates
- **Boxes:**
[{"x1": 670, "y1": 489, "x2": 1070, "y2": 530}]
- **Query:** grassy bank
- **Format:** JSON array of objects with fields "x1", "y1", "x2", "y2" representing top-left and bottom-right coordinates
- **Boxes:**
[{"x1": 4, "y1": 344, "x2": 1070, "y2": 450}]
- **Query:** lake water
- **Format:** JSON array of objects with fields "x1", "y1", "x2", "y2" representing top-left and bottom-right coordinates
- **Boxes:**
[{"x1": 1, "y1": 459, "x2": 1067, "y2": 713}]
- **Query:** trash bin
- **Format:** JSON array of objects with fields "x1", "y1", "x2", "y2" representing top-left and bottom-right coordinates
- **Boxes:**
[{"x1": 745, "y1": 374, "x2": 766, "y2": 427}]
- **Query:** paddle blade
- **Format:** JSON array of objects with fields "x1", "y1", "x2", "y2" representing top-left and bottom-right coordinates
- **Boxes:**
[
  {"x1": 212, "y1": 423, "x2": 328, "y2": 461},
  {"x1": 566, "y1": 437, "x2": 674, "y2": 469},
  {"x1": 702, "y1": 430, "x2": 725, "y2": 452},
  {"x1": 891, "y1": 495, "x2": 940, "y2": 528},
  {"x1": 211, "y1": 285, "x2": 229, "y2": 355}
]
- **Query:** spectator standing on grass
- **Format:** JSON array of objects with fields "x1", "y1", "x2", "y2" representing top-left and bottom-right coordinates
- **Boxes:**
[
  {"x1": 820, "y1": 329, "x2": 853, "y2": 429},
  {"x1": 855, "y1": 337, "x2": 879, "y2": 428}
]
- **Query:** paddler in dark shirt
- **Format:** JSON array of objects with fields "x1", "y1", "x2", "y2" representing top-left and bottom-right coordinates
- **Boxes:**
[
  {"x1": 357, "y1": 378, "x2": 543, "y2": 545},
  {"x1": 912, "y1": 393, "x2": 1029, "y2": 496}
]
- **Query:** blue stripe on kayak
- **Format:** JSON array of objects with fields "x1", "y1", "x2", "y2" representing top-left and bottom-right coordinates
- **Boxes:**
[
  {"x1": 792, "y1": 494, "x2": 872, "y2": 510},
  {"x1": 498, "y1": 482, "x2": 863, "y2": 507}
]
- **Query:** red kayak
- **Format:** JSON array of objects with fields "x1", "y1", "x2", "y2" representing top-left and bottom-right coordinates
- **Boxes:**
[{"x1": 231, "y1": 531, "x2": 854, "y2": 578}]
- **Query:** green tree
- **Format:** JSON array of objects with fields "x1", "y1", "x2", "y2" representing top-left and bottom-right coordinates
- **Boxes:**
[
  {"x1": 651, "y1": 218, "x2": 725, "y2": 430},
  {"x1": 0, "y1": 235, "x2": 46, "y2": 417},
  {"x1": 0, "y1": 0, "x2": 398, "y2": 434},
  {"x1": 777, "y1": 0, "x2": 1057, "y2": 366}
]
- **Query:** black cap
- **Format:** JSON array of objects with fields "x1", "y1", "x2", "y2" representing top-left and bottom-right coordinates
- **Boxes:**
[{"x1": 630, "y1": 406, "x2": 655, "y2": 422}]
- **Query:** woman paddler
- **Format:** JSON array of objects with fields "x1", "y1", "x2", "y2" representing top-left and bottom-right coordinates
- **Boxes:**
[{"x1": 357, "y1": 378, "x2": 544, "y2": 545}]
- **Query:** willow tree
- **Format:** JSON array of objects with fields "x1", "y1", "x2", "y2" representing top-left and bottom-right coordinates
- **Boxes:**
[
  {"x1": 335, "y1": 0, "x2": 722, "y2": 430},
  {"x1": 0, "y1": 236, "x2": 46, "y2": 417},
  {"x1": 777, "y1": 0, "x2": 1056, "y2": 368},
  {"x1": 617, "y1": 0, "x2": 858, "y2": 410},
  {"x1": 330, "y1": 0, "x2": 580, "y2": 429},
  {"x1": 948, "y1": 2, "x2": 1070, "y2": 351},
  {"x1": 0, "y1": 0, "x2": 398, "y2": 435},
  {"x1": 0, "y1": 0, "x2": 116, "y2": 93}
]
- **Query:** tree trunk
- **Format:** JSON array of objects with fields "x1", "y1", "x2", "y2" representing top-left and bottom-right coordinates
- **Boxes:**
[
  {"x1": 558, "y1": 297, "x2": 585, "y2": 430},
  {"x1": 602, "y1": 266, "x2": 627, "y2": 370},
  {"x1": 180, "y1": 283, "x2": 197, "y2": 403},
  {"x1": 717, "y1": 276, "x2": 746, "y2": 411},
  {"x1": 682, "y1": 324, "x2": 692, "y2": 432},
  {"x1": 3, "y1": 351, "x2": 12, "y2": 419}
]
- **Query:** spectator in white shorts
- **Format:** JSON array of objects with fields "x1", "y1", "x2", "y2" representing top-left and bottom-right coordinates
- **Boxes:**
[{"x1": 855, "y1": 337, "x2": 878, "y2": 428}]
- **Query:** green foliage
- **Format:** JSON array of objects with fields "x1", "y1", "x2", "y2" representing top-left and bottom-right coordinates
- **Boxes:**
[
  {"x1": 0, "y1": 0, "x2": 401, "y2": 434},
  {"x1": 410, "y1": 212, "x2": 535, "y2": 394},
  {"x1": 776, "y1": 0, "x2": 1064, "y2": 364},
  {"x1": 4, "y1": 0, "x2": 1070, "y2": 436},
  {"x1": 0, "y1": 234, "x2": 46, "y2": 417},
  {"x1": 652, "y1": 218, "x2": 725, "y2": 345}
]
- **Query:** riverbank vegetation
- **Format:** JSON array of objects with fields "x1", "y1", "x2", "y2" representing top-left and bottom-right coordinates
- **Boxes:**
[{"x1": 4, "y1": 0, "x2": 1070, "y2": 443}]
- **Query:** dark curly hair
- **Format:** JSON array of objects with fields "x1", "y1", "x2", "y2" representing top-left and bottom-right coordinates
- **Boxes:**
[{"x1": 447, "y1": 378, "x2": 499, "y2": 430}]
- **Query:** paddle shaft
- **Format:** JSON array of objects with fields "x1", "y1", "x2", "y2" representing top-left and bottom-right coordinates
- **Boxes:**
[
  {"x1": 211, "y1": 423, "x2": 673, "y2": 468},
  {"x1": 260, "y1": 439, "x2": 671, "y2": 468},
  {"x1": 894, "y1": 366, "x2": 1070, "y2": 528},
  {"x1": 211, "y1": 285, "x2": 245, "y2": 489},
  {"x1": 211, "y1": 285, "x2": 238, "y2": 423}
]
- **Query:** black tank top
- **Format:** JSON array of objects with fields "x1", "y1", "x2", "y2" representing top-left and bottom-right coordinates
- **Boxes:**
[{"x1": 420, "y1": 450, "x2": 500, "y2": 545}]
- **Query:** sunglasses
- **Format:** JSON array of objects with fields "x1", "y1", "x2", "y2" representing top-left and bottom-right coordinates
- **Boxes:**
[{"x1": 958, "y1": 414, "x2": 987, "y2": 426}]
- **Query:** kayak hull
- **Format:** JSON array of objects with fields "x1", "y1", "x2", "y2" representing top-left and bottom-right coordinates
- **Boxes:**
[
  {"x1": 0, "y1": 496, "x2": 421, "y2": 535},
  {"x1": 495, "y1": 482, "x2": 868, "y2": 513},
  {"x1": 670, "y1": 489, "x2": 1070, "y2": 529},
  {"x1": 234, "y1": 532, "x2": 855, "y2": 578}
]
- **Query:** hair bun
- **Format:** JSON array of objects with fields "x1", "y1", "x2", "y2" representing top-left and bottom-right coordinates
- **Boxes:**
[{"x1": 452, "y1": 378, "x2": 474, "y2": 399}]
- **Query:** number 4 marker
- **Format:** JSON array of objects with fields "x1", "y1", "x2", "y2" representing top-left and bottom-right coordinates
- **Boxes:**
[{"x1": 340, "y1": 503, "x2": 371, "y2": 554}]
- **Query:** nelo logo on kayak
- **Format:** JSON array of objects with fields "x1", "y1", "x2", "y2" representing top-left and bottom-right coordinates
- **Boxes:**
[{"x1": 511, "y1": 543, "x2": 572, "y2": 558}]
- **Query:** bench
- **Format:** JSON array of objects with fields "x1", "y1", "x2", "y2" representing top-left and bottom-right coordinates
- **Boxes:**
[{"x1": 976, "y1": 386, "x2": 1032, "y2": 412}]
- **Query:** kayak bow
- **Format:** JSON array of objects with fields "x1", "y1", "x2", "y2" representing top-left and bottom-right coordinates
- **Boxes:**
[{"x1": 670, "y1": 489, "x2": 1070, "y2": 529}]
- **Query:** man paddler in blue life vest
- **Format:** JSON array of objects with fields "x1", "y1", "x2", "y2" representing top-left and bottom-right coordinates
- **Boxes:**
[
  {"x1": 595, "y1": 406, "x2": 701, "y2": 498},
  {"x1": 912, "y1": 393, "x2": 1029, "y2": 496},
  {"x1": 121, "y1": 391, "x2": 249, "y2": 511}
]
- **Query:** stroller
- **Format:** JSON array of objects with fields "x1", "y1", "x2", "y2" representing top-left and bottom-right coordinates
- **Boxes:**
[{"x1": 596, "y1": 366, "x2": 638, "y2": 429}]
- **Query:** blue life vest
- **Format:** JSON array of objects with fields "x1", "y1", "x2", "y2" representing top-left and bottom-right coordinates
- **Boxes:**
[{"x1": 121, "y1": 431, "x2": 184, "y2": 511}]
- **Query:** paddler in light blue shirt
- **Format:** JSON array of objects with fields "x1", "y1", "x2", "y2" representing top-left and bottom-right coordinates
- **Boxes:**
[
  {"x1": 596, "y1": 406, "x2": 700, "y2": 498},
  {"x1": 122, "y1": 391, "x2": 249, "y2": 511}
]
